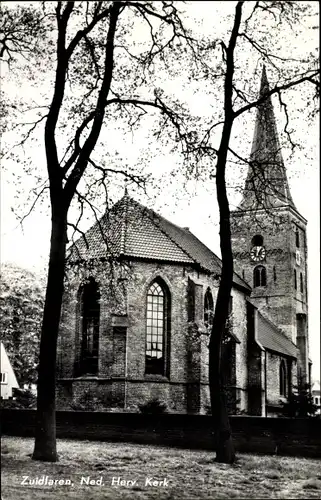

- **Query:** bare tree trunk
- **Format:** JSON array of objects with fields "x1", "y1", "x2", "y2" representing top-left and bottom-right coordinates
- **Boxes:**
[
  {"x1": 208, "y1": 1, "x2": 243, "y2": 464},
  {"x1": 209, "y1": 227, "x2": 234, "y2": 463},
  {"x1": 32, "y1": 206, "x2": 67, "y2": 462},
  {"x1": 32, "y1": 2, "x2": 121, "y2": 461},
  {"x1": 209, "y1": 130, "x2": 235, "y2": 464}
]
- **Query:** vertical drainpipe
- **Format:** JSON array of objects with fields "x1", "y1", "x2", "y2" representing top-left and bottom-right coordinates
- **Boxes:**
[
  {"x1": 264, "y1": 351, "x2": 267, "y2": 417},
  {"x1": 124, "y1": 327, "x2": 128, "y2": 411},
  {"x1": 253, "y1": 307, "x2": 266, "y2": 416},
  {"x1": 120, "y1": 194, "x2": 128, "y2": 411}
]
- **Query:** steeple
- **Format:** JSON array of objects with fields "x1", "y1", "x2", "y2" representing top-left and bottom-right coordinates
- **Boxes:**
[{"x1": 239, "y1": 66, "x2": 296, "y2": 211}]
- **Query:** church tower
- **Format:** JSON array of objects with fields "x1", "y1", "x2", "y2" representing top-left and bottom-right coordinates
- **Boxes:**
[{"x1": 230, "y1": 66, "x2": 309, "y2": 383}]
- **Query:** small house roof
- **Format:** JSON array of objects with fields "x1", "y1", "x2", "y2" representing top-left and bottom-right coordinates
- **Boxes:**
[{"x1": 0, "y1": 342, "x2": 19, "y2": 388}]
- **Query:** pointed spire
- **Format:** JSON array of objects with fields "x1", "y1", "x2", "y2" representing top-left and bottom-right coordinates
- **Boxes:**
[
  {"x1": 124, "y1": 176, "x2": 129, "y2": 197},
  {"x1": 259, "y1": 64, "x2": 269, "y2": 97},
  {"x1": 239, "y1": 66, "x2": 296, "y2": 211}
]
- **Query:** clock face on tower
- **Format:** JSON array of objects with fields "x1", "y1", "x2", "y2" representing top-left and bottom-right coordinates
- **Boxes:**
[{"x1": 250, "y1": 245, "x2": 266, "y2": 262}]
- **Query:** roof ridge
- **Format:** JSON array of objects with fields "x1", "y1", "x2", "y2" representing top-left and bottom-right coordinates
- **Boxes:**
[
  {"x1": 125, "y1": 197, "x2": 199, "y2": 266},
  {"x1": 119, "y1": 196, "x2": 128, "y2": 256},
  {"x1": 176, "y1": 225, "x2": 223, "y2": 268},
  {"x1": 124, "y1": 196, "x2": 221, "y2": 265},
  {"x1": 171, "y1": 220, "x2": 252, "y2": 290},
  {"x1": 121, "y1": 196, "x2": 252, "y2": 291}
]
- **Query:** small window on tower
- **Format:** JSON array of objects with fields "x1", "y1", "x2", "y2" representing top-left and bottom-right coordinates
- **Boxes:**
[
  {"x1": 294, "y1": 269, "x2": 297, "y2": 290},
  {"x1": 252, "y1": 234, "x2": 264, "y2": 246},
  {"x1": 273, "y1": 266, "x2": 277, "y2": 282},
  {"x1": 253, "y1": 266, "x2": 266, "y2": 287},
  {"x1": 300, "y1": 273, "x2": 304, "y2": 293},
  {"x1": 295, "y1": 228, "x2": 300, "y2": 248}
]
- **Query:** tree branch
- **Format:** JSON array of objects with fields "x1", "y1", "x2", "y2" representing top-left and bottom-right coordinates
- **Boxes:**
[
  {"x1": 63, "y1": 2, "x2": 121, "y2": 207},
  {"x1": 234, "y1": 70, "x2": 320, "y2": 118}
]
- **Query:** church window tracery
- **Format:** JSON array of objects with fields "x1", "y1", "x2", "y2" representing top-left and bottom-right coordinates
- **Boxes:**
[{"x1": 145, "y1": 279, "x2": 170, "y2": 376}]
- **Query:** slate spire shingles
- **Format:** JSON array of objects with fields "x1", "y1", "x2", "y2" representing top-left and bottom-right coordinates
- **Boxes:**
[{"x1": 239, "y1": 65, "x2": 296, "y2": 211}]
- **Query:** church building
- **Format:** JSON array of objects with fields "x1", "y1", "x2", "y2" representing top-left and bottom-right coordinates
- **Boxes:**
[{"x1": 56, "y1": 68, "x2": 311, "y2": 416}]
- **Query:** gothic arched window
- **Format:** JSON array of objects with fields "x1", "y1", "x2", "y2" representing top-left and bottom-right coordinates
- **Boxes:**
[
  {"x1": 295, "y1": 228, "x2": 300, "y2": 248},
  {"x1": 279, "y1": 360, "x2": 287, "y2": 396},
  {"x1": 146, "y1": 279, "x2": 170, "y2": 376},
  {"x1": 294, "y1": 269, "x2": 297, "y2": 290},
  {"x1": 78, "y1": 277, "x2": 100, "y2": 375},
  {"x1": 204, "y1": 288, "x2": 214, "y2": 330},
  {"x1": 253, "y1": 266, "x2": 266, "y2": 287}
]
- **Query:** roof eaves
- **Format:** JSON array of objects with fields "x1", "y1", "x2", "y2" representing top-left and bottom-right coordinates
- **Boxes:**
[
  {"x1": 233, "y1": 269, "x2": 252, "y2": 290},
  {"x1": 265, "y1": 346, "x2": 297, "y2": 359},
  {"x1": 232, "y1": 280, "x2": 252, "y2": 295},
  {"x1": 120, "y1": 254, "x2": 216, "y2": 275}
]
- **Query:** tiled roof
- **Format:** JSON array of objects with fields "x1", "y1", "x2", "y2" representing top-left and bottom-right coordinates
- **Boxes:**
[
  {"x1": 257, "y1": 311, "x2": 298, "y2": 358},
  {"x1": 68, "y1": 195, "x2": 251, "y2": 291}
]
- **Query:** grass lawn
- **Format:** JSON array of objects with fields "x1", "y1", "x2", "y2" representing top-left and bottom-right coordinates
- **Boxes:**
[{"x1": 1, "y1": 436, "x2": 321, "y2": 499}]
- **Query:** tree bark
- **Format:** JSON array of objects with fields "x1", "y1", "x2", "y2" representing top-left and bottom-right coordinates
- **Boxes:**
[
  {"x1": 208, "y1": 1, "x2": 243, "y2": 464},
  {"x1": 32, "y1": 205, "x2": 67, "y2": 462},
  {"x1": 209, "y1": 139, "x2": 235, "y2": 464}
]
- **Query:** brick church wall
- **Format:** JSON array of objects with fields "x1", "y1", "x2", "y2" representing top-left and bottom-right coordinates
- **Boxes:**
[
  {"x1": 265, "y1": 352, "x2": 294, "y2": 409},
  {"x1": 57, "y1": 258, "x2": 251, "y2": 414},
  {"x1": 232, "y1": 289, "x2": 249, "y2": 413}
]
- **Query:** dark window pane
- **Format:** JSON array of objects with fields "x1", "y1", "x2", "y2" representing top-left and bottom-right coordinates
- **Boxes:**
[{"x1": 78, "y1": 278, "x2": 100, "y2": 375}]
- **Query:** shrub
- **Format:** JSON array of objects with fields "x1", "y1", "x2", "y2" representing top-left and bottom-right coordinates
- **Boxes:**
[
  {"x1": 69, "y1": 389, "x2": 124, "y2": 411},
  {"x1": 0, "y1": 263, "x2": 45, "y2": 386},
  {"x1": 280, "y1": 381, "x2": 317, "y2": 418},
  {"x1": 69, "y1": 389, "x2": 104, "y2": 411},
  {"x1": 1, "y1": 388, "x2": 37, "y2": 409},
  {"x1": 138, "y1": 397, "x2": 167, "y2": 414}
]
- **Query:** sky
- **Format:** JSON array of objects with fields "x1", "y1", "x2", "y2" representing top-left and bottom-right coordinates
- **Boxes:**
[{"x1": 1, "y1": 1, "x2": 319, "y2": 381}]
